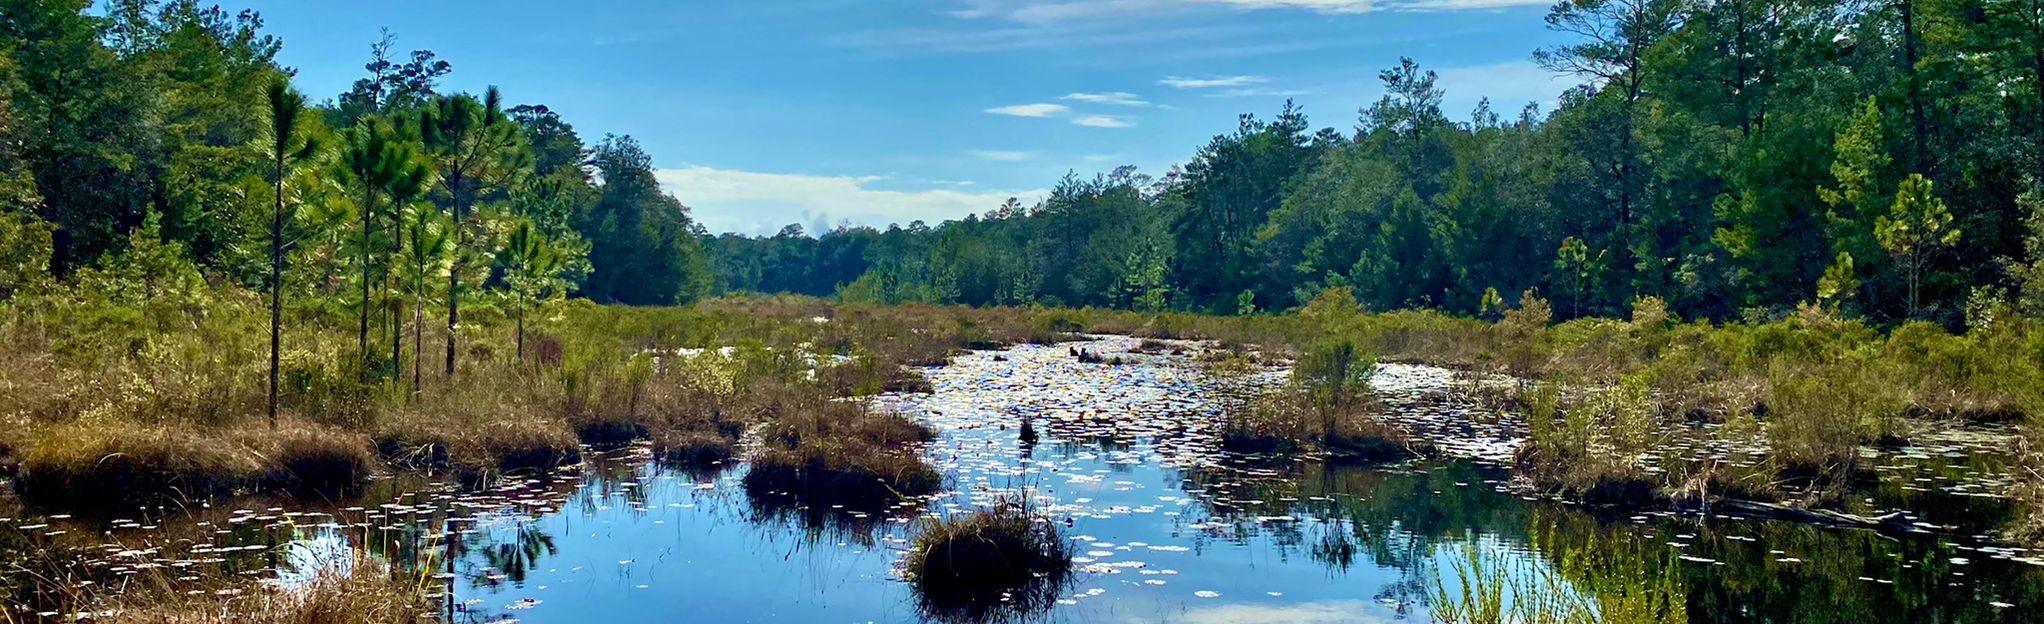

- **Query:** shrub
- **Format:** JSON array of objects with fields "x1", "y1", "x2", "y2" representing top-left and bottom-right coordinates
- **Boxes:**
[{"x1": 1764, "y1": 354, "x2": 1905, "y2": 490}]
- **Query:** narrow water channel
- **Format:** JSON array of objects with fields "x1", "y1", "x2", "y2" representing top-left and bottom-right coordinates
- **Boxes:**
[{"x1": 5, "y1": 336, "x2": 2042, "y2": 623}]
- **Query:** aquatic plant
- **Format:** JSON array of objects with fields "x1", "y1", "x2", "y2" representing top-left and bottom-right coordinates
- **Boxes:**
[{"x1": 906, "y1": 501, "x2": 1073, "y2": 623}]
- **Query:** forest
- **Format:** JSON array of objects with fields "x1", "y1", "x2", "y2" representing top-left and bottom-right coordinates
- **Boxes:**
[
  {"x1": 709, "y1": 0, "x2": 2044, "y2": 328},
  {"x1": 6, "y1": 0, "x2": 2044, "y2": 623},
  {"x1": 6, "y1": 1, "x2": 2044, "y2": 327}
]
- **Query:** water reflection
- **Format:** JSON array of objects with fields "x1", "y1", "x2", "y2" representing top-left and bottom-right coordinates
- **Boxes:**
[{"x1": 4, "y1": 336, "x2": 2042, "y2": 623}]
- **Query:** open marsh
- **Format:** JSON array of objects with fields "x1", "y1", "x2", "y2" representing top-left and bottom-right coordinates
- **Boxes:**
[{"x1": 3, "y1": 335, "x2": 2041, "y2": 623}]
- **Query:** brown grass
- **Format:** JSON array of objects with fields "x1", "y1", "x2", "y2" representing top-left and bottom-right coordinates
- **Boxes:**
[
  {"x1": 743, "y1": 399, "x2": 940, "y2": 507},
  {"x1": 1220, "y1": 386, "x2": 1425, "y2": 463},
  {"x1": 90, "y1": 553, "x2": 437, "y2": 624},
  {"x1": 14, "y1": 421, "x2": 263, "y2": 511}
]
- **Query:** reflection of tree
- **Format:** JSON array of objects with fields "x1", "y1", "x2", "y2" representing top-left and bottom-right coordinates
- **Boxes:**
[
  {"x1": 463, "y1": 522, "x2": 557, "y2": 588},
  {"x1": 1522, "y1": 499, "x2": 2044, "y2": 623},
  {"x1": 743, "y1": 490, "x2": 909, "y2": 548},
  {"x1": 1180, "y1": 458, "x2": 1536, "y2": 611}
]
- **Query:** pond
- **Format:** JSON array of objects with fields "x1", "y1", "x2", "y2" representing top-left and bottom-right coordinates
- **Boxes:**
[{"x1": 5, "y1": 335, "x2": 2043, "y2": 623}]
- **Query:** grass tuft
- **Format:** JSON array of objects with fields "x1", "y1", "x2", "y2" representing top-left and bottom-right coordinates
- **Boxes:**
[{"x1": 906, "y1": 501, "x2": 1072, "y2": 623}]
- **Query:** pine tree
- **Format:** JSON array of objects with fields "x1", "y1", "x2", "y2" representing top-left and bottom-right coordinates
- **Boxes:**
[{"x1": 264, "y1": 77, "x2": 318, "y2": 427}]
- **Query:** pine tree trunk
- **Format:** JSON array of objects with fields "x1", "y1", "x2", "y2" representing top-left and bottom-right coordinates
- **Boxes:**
[
  {"x1": 269, "y1": 160, "x2": 284, "y2": 429},
  {"x1": 358, "y1": 189, "x2": 376, "y2": 380},
  {"x1": 446, "y1": 201, "x2": 462, "y2": 377},
  {"x1": 414, "y1": 275, "x2": 424, "y2": 394}
]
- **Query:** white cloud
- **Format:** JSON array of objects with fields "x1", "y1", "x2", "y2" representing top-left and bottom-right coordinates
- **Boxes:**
[
  {"x1": 1071, "y1": 115, "x2": 1134, "y2": 128},
  {"x1": 970, "y1": 149, "x2": 1037, "y2": 161},
  {"x1": 1209, "y1": 86, "x2": 1312, "y2": 98},
  {"x1": 1062, "y1": 91, "x2": 1150, "y2": 106},
  {"x1": 655, "y1": 166, "x2": 1046, "y2": 234},
  {"x1": 985, "y1": 103, "x2": 1071, "y2": 117},
  {"x1": 1160, "y1": 75, "x2": 1268, "y2": 89}
]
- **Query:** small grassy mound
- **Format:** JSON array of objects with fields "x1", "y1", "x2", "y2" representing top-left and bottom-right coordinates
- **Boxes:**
[
  {"x1": 744, "y1": 403, "x2": 940, "y2": 507},
  {"x1": 568, "y1": 412, "x2": 649, "y2": 448},
  {"x1": 906, "y1": 503, "x2": 1072, "y2": 622},
  {"x1": 251, "y1": 425, "x2": 375, "y2": 497},
  {"x1": 1220, "y1": 386, "x2": 1424, "y2": 463},
  {"x1": 653, "y1": 428, "x2": 738, "y2": 466},
  {"x1": 14, "y1": 422, "x2": 262, "y2": 510},
  {"x1": 472, "y1": 419, "x2": 582, "y2": 474}
]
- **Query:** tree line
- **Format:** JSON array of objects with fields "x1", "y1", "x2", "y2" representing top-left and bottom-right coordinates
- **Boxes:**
[
  {"x1": 0, "y1": 1, "x2": 716, "y2": 417},
  {"x1": 10, "y1": 0, "x2": 2044, "y2": 365},
  {"x1": 709, "y1": 0, "x2": 2044, "y2": 326}
]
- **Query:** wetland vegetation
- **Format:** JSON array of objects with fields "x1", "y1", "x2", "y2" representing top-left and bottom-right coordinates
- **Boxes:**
[{"x1": 7, "y1": 0, "x2": 2044, "y2": 622}]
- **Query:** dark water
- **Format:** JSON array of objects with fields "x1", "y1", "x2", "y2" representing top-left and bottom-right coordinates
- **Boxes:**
[{"x1": 6, "y1": 336, "x2": 2044, "y2": 623}]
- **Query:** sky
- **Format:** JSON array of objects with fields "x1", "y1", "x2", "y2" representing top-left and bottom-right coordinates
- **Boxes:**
[{"x1": 218, "y1": 0, "x2": 1574, "y2": 235}]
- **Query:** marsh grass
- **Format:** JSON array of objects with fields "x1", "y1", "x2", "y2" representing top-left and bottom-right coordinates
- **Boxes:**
[
  {"x1": 1431, "y1": 539, "x2": 1686, "y2": 624},
  {"x1": 1222, "y1": 338, "x2": 1427, "y2": 463},
  {"x1": 742, "y1": 397, "x2": 941, "y2": 507},
  {"x1": 15, "y1": 421, "x2": 265, "y2": 511},
  {"x1": 906, "y1": 500, "x2": 1073, "y2": 624},
  {"x1": 1221, "y1": 386, "x2": 1424, "y2": 462},
  {"x1": 86, "y1": 549, "x2": 438, "y2": 624}
]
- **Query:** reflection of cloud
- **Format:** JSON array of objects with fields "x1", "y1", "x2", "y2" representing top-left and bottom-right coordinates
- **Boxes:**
[{"x1": 1171, "y1": 600, "x2": 1396, "y2": 624}]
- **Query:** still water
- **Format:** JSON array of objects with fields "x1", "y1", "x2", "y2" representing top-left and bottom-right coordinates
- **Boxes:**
[{"x1": 9, "y1": 336, "x2": 2044, "y2": 623}]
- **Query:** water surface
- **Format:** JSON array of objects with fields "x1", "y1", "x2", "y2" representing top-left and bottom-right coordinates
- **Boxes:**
[{"x1": 6, "y1": 336, "x2": 2043, "y2": 623}]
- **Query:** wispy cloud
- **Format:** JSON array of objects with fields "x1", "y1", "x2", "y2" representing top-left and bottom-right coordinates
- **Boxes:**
[
  {"x1": 1061, "y1": 91, "x2": 1150, "y2": 106},
  {"x1": 1210, "y1": 86, "x2": 1311, "y2": 98},
  {"x1": 985, "y1": 103, "x2": 1071, "y2": 117},
  {"x1": 970, "y1": 149, "x2": 1037, "y2": 161},
  {"x1": 1160, "y1": 75, "x2": 1267, "y2": 89},
  {"x1": 655, "y1": 165, "x2": 1045, "y2": 234},
  {"x1": 1071, "y1": 115, "x2": 1134, "y2": 128}
]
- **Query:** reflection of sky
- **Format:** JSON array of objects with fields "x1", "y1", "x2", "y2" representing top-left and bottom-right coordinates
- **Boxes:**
[
  {"x1": 440, "y1": 337, "x2": 1479, "y2": 623},
  {"x1": 267, "y1": 336, "x2": 2044, "y2": 623},
  {"x1": 1167, "y1": 600, "x2": 1396, "y2": 624}
]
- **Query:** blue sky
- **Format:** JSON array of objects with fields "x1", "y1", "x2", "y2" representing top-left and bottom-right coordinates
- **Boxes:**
[{"x1": 220, "y1": 0, "x2": 1572, "y2": 235}]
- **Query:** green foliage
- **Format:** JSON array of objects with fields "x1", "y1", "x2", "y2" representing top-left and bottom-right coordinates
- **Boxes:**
[
  {"x1": 1816, "y1": 252, "x2": 1858, "y2": 311},
  {"x1": 0, "y1": 209, "x2": 54, "y2": 301},
  {"x1": 1876, "y1": 174, "x2": 1960, "y2": 317}
]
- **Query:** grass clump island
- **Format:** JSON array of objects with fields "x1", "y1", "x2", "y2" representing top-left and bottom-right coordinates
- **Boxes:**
[
  {"x1": 1221, "y1": 338, "x2": 1430, "y2": 463},
  {"x1": 905, "y1": 501, "x2": 1074, "y2": 623},
  {"x1": 742, "y1": 397, "x2": 943, "y2": 508}
]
